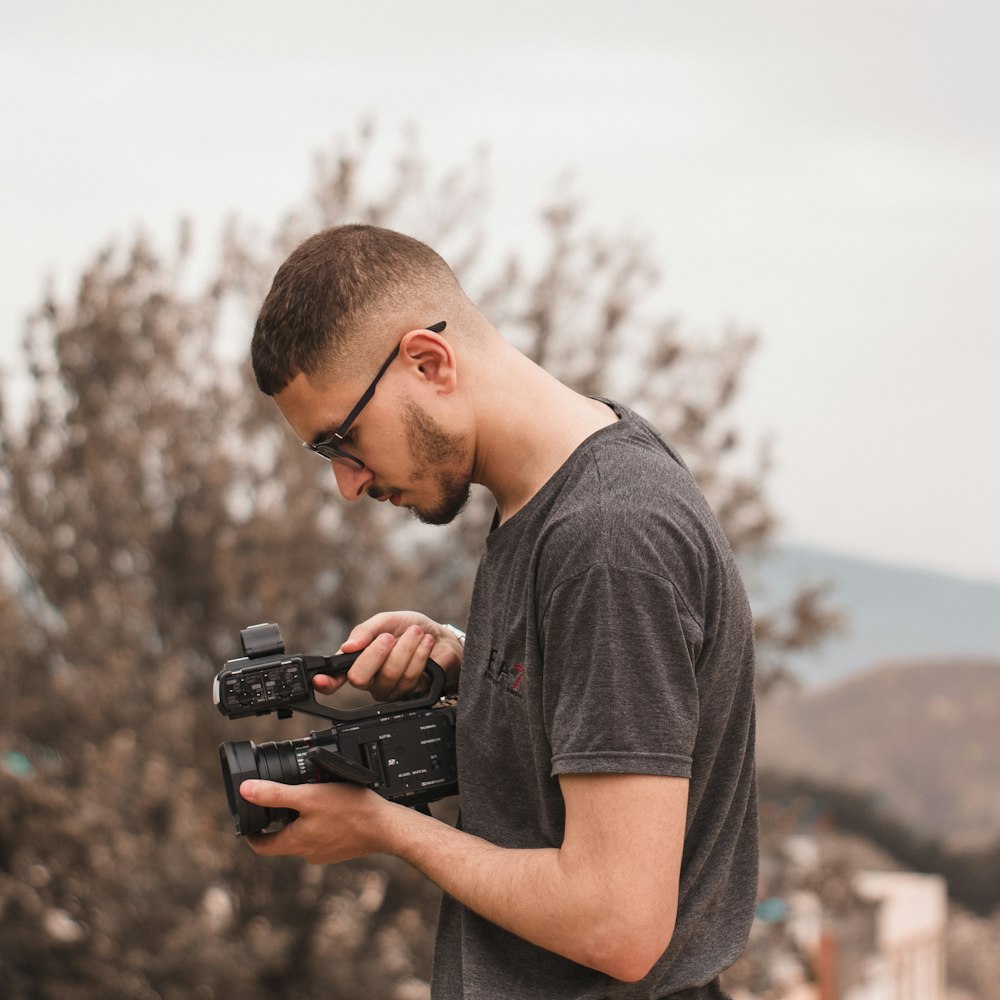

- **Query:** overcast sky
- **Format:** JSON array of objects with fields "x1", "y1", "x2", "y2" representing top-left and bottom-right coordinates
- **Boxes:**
[{"x1": 3, "y1": 1, "x2": 998, "y2": 583}]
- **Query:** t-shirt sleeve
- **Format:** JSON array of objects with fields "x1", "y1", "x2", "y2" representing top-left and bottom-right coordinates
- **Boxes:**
[{"x1": 540, "y1": 561, "x2": 703, "y2": 779}]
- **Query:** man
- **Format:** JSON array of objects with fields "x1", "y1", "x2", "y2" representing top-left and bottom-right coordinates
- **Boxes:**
[{"x1": 242, "y1": 224, "x2": 758, "y2": 999}]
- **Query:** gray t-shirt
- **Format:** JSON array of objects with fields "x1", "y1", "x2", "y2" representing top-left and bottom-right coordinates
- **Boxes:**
[{"x1": 431, "y1": 401, "x2": 758, "y2": 999}]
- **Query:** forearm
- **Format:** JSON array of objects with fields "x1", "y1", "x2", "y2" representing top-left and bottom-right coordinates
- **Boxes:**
[
  {"x1": 243, "y1": 773, "x2": 683, "y2": 982},
  {"x1": 380, "y1": 806, "x2": 629, "y2": 975},
  {"x1": 374, "y1": 776, "x2": 682, "y2": 981}
]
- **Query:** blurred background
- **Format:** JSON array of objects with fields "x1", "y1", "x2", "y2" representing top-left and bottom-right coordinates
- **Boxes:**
[{"x1": 1, "y1": 3, "x2": 997, "y2": 998}]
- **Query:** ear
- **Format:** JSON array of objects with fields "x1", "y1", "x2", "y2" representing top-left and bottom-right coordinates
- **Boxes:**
[{"x1": 398, "y1": 327, "x2": 457, "y2": 394}]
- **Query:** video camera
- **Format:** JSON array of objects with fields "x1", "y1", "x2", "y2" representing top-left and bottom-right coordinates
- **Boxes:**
[{"x1": 214, "y1": 623, "x2": 458, "y2": 837}]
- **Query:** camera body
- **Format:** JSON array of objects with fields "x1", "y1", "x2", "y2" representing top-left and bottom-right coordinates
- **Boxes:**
[{"x1": 215, "y1": 623, "x2": 458, "y2": 837}]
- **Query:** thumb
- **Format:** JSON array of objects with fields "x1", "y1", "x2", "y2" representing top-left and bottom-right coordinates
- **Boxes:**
[
  {"x1": 338, "y1": 626, "x2": 378, "y2": 653},
  {"x1": 240, "y1": 779, "x2": 296, "y2": 807}
]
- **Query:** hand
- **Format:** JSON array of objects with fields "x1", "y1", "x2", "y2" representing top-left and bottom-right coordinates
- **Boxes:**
[
  {"x1": 313, "y1": 610, "x2": 463, "y2": 702},
  {"x1": 240, "y1": 779, "x2": 390, "y2": 865}
]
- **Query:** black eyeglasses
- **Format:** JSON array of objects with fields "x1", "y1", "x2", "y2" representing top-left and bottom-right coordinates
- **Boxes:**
[{"x1": 303, "y1": 321, "x2": 447, "y2": 469}]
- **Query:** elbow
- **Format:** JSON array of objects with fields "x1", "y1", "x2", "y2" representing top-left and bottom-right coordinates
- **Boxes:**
[
  {"x1": 598, "y1": 934, "x2": 673, "y2": 983},
  {"x1": 582, "y1": 907, "x2": 675, "y2": 983}
]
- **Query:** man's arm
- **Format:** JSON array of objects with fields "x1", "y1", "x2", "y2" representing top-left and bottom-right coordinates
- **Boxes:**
[{"x1": 241, "y1": 771, "x2": 687, "y2": 982}]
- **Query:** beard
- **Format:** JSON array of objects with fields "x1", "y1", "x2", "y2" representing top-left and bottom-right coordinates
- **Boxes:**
[{"x1": 367, "y1": 399, "x2": 472, "y2": 526}]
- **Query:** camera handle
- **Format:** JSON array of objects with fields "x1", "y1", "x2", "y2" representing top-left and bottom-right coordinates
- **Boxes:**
[
  {"x1": 214, "y1": 649, "x2": 448, "y2": 723},
  {"x1": 291, "y1": 653, "x2": 447, "y2": 722},
  {"x1": 216, "y1": 620, "x2": 449, "y2": 723}
]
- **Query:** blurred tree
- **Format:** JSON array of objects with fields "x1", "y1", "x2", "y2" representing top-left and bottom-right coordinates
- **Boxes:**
[{"x1": 0, "y1": 123, "x2": 836, "y2": 998}]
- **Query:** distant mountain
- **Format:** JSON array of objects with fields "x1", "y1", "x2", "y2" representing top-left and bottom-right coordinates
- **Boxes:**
[
  {"x1": 757, "y1": 655, "x2": 1000, "y2": 848},
  {"x1": 744, "y1": 544, "x2": 1000, "y2": 687}
]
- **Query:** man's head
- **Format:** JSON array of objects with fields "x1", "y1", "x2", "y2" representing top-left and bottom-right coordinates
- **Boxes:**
[
  {"x1": 252, "y1": 226, "x2": 478, "y2": 524},
  {"x1": 251, "y1": 224, "x2": 471, "y2": 395}
]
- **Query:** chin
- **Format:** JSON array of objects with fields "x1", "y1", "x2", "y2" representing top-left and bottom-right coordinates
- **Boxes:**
[{"x1": 410, "y1": 483, "x2": 472, "y2": 526}]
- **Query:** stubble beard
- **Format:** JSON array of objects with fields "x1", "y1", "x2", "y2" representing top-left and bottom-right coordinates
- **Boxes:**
[{"x1": 368, "y1": 399, "x2": 472, "y2": 526}]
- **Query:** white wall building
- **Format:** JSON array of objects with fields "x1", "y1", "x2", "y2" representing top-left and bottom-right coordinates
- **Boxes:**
[{"x1": 847, "y1": 871, "x2": 948, "y2": 1000}]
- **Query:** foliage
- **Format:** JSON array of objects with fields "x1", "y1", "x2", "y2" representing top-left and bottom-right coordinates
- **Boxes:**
[{"x1": 0, "y1": 124, "x2": 834, "y2": 998}]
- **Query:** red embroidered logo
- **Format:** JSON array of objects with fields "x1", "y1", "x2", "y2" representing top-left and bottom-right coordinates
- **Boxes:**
[{"x1": 485, "y1": 649, "x2": 526, "y2": 698}]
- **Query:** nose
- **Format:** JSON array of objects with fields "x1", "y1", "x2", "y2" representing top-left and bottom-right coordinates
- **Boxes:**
[{"x1": 331, "y1": 461, "x2": 372, "y2": 501}]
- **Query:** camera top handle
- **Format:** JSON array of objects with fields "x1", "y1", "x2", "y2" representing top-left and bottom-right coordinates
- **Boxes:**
[{"x1": 214, "y1": 622, "x2": 447, "y2": 723}]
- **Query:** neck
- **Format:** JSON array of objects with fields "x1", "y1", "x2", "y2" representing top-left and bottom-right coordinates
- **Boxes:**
[{"x1": 468, "y1": 347, "x2": 617, "y2": 525}]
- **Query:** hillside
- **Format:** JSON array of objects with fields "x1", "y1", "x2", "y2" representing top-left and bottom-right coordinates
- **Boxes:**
[
  {"x1": 746, "y1": 544, "x2": 1000, "y2": 686},
  {"x1": 757, "y1": 655, "x2": 1000, "y2": 848}
]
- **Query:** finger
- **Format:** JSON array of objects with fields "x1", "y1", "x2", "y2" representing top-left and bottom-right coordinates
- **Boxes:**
[
  {"x1": 367, "y1": 625, "x2": 427, "y2": 698},
  {"x1": 345, "y1": 632, "x2": 398, "y2": 690},
  {"x1": 383, "y1": 630, "x2": 436, "y2": 700},
  {"x1": 245, "y1": 826, "x2": 291, "y2": 856},
  {"x1": 312, "y1": 672, "x2": 349, "y2": 695},
  {"x1": 239, "y1": 781, "x2": 309, "y2": 855},
  {"x1": 338, "y1": 611, "x2": 413, "y2": 653},
  {"x1": 338, "y1": 626, "x2": 379, "y2": 653}
]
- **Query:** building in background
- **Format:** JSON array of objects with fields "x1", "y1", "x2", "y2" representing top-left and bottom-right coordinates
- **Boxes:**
[
  {"x1": 848, "y1": 871, "x2": 947, "y2": 1000},
  {"x1": 729, "y1": 831, "x2": 948, "y2": 1000}
]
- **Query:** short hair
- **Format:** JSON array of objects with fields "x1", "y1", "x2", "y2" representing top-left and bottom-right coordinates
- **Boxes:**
[{"x1": 251, "y1": 224, "x2": 460, "y2": 395}]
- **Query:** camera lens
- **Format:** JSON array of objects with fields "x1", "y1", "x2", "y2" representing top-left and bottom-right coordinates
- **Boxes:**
[{"x1": 219, "y1": 738, "x2": 314, "y2": 836}]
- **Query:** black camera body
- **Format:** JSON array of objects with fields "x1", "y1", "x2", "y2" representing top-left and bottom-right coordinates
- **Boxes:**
[{"x1": 214, "y1": 623, "x2": 458, "y2": 837}]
